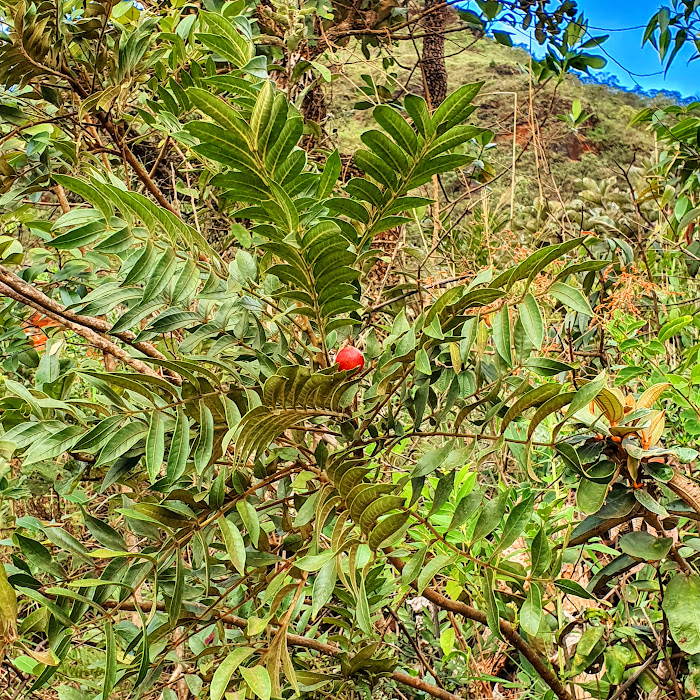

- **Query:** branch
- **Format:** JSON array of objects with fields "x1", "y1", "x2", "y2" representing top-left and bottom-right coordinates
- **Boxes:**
[
  {"x1": 104, "y1": 600, "x2": 461, "y2": 700},
  {"x1": 0, "y1": 264, "x2": 172, "y2": 367},
  {"x1": 0, "y1": 281, "x2": 162, "y2": 379},
  {"x1": 0, "y1": 113, "x2": 78, "y2": 148},
  {"x1": 98, "y1": 116, "x2": 181, "y2": 218},
  {"x1": 566, "y1": 507, "x2": 641, "y2": 548},
  {"x1": 387, "y1": 556, "x2": 574, "y2": 700},
  {"x1": 53, "y1": 70, "x2": 179, "y2": 218}
]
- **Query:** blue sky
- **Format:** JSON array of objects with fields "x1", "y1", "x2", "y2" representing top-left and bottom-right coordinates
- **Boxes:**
[{"x1": 489, "y1": 0, "x2": 698, "y2": 97}]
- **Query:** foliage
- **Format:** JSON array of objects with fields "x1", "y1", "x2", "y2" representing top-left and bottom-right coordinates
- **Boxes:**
[
  {"x1": 643, "y1": 0, "x2": 700, "y2": 72},
  {"x1": 2, "y1": 1, "x2": 700, "y2": 700}
]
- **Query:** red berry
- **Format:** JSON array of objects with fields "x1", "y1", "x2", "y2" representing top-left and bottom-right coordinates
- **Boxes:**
[{"x1": 335, "y1": 346, "x2": 365, "y2": 372}]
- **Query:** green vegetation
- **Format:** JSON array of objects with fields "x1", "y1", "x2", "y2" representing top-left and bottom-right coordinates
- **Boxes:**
[{"x1": 2, "y1": 1, "x2": 700, "y2": 699}]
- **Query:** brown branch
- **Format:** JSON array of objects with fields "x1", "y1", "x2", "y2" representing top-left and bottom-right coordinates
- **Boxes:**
[
  {"x1": 50, "y1": 70, "x2": 177, "y2": 215},
  {"x1": 0, "y1": 281, "x2": 162, "y2": 378},
  {"x1": 97, "y1": 117, "x2": 180, "y2": 217},
  {"x1": 566, "y1": 507, "x2": 641, "y2": 548},
  {"x1": 148, "y1": 136, "x2": 171, "y2": 178},
  {"x1": 0, "y1": 264, "x2": 171, "y2": 368},
  {"x1": 103, "y1": 600, "x2": 461, "y2": 700},
  {"x1": 387, "y1": 556, "x2": 574, "y2": 700},
  {"x1": 0, "y1": 113, "x2": 78, "y2": 148},
  {"x1": 54, "y1": 183, "x2": 71, "y2": 214},
  {"x1": 384, "y1": 606, "x2": 446, "y2": 689}
]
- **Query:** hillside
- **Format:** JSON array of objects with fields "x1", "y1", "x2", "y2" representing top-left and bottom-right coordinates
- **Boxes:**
[{"x1": 326, "y1": 32, "x2": 668, "y2": 214}]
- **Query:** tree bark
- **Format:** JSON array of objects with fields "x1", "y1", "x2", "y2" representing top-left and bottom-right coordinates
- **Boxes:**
[{"x1": 421, "y1": 0, "x2": 447, "y2": 108}]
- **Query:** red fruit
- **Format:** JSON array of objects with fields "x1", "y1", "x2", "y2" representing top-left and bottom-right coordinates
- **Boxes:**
[{"x1": 335, "y1": 346, "x2": 365, "y2": 372}]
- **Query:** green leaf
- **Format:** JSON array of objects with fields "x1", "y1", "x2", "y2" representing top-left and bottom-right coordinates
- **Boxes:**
[
  {"x1": 197, "y1": 12, "x2": 253, "y2": 67},
  {"x1": 193, "y1": 402, "x2": 214, "y2": 474},
  {"x1": 53, "y1": 174, "x2": 114, "y2": 220},
  {"x1": 103, "y1": 621, "x2": 117, "y2": 700},
  {"x1": 18, "y1": 587, "x2": 74, "y2": 628},
  {"x1": 449, "y1": 488, "x2": 483, "y2": 529},
  {"x1": 373, "y1": 104, "x2": 418, "y2": 155},
  {"x1": 296, "y1": 550, "x2": 335, "y2": 572},
  {"x1": 440, "y1": 626, "x2": 455, "y2": 656},
  {"x1": 28, "y1": 631, "x2": 72, "y2": 691},
  {"x1": 211, "y1": 647, "x2": 255, "y2": 700},
  {"x1": 411, "y1": 442, "x2": 453, "y2": 478},
  {"x1": 520, "y1": 583, "x2": 542, "y2": 636},
  {"x1": 633, "y1": 489, "x2": 669, "y2": 517},
  {"x1": 563, "y1": 370, "x2": 607, "y2": 422},
  {"x1": 50, "y1": 221, "x2": 104, "y2": 250},
  {"x1": 402, "y1": 546, "x2": 428, "y2": 585},
  {"x1": 145, "y1": 411, "x2": 165, "y2": 484},
  {"x1": 619, "y1": 531, "x2": 672, "y2": 560},
  {"x1": 501, "y1": 383, "x2": 561, "y2": 434},
  {"x1": 169, "y1": 550, "x2": 185, "y2": 624},
  {"x1": 166, "y1": 407, "x2": 190, "y2": 483},
  {"x1": 127, "y1": 504, "x2": 192, "y2": 530},
  {"x1": 404, "y1": 94, "x2": 431, "y2": 137},
  {"x1": 123, "y1": 241, "x2": 155, "y2": 286},
  {"x1": 659, "y1": 315, "x2": 692, "y2": 343},
  {"x1": 415, "y1": 348, "x2": 432, "y2": 375},
  {"x1": 318, "y1": 150, "x2": 341, "y2": 200},
  {"x1": 663, "y1": 574, "x2": 700, "y2": 654},
  {"x1": 577, "y1": 478, "x2": 608, "y2": 515},
  {"x1": 368, "y1": 512, "x2": 410, "y2": 550},
  {"x1": 571, "y1": 626, "x2": 605, "y2": 675},
  {"x1": 23, "y1": 426, "x2": 82, "y2": 466},
  {"x1": 548, "y1": 282, "x2": 593, "y2": 317},
  {"x1": 142, "y1": 248, "x2": 178, "y2": 304},
  {"x1": 356, "y1": 577, "x2": 371, "y2": 634},
  {"x1": 518, "y1": 293, "x2": 544, "y2": 349},
  {"x1": 492, "y1": 236, "x2": 588, "y2": 290},
  {"x1": 219, "y1": 516, "x2": 246, "y2": 575},
  {"x1": 312, "y1": 558, "x2": 336, "y2": 618},
  {"x1": 531, "y1": 527, "x2": 551, "y2": 578},
  {"x1": 554, "y1": 579, "x2": 597, "y2": 600},
  {"x1": 361, "y1": 130, "x2": 408, "y2": 172},
  {"x1": 417, "y1": 554, "x2": 456, "y2": 595},
  {"x1": 527, "y1": 391, "x2": 575, "y2": 439},
  {"x1": 483, "y1": 569, "x2": 503, "y2": 641},
  {"x1": 471, "y1": 491, "x2": 507, "y2": 543},
  {"x1": 81, "y1": 512, "x2": 127, "y2": 551},
  {"x1": 251, "y1": 81, "x2": 275, "y2": 151},
  {"x1": 429, "y1": 470, "x2": 455, "y2": 516},
  {"x1": 187, "y1": 88, "x2": 250, "y2": 143},
  {"x1": 354, "y1": 149, "x2": 397, "y2": 189},
  {"x1": 73, "y1": 416, "x2": 124, "y2": 453},
  {"x1": 237, "y1": 500, "x2": 261, "y2": 547},
  {"x1": 293, "y1": 489, "x2": 322, "y2": 528},
  {"x1": 492, "y1": 306, "x2": 512, "y2": 366},
  {"x1": 97, "y1": 422, "x2": 148, "y2": 466},
  {"x1": 494, "y1": 496, "x2": 534, "y2": 555},
  {"x1": 16, "y1": 534, "x2": 64, "y2": 578},
  {"x1": 432, "y1": 81, "x2": 483, "y2": 131}
]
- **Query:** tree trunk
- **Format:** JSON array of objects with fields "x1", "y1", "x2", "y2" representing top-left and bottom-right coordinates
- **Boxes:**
[{"x1": 421, "y1": 0, "x2": 447, "y2": 108}]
